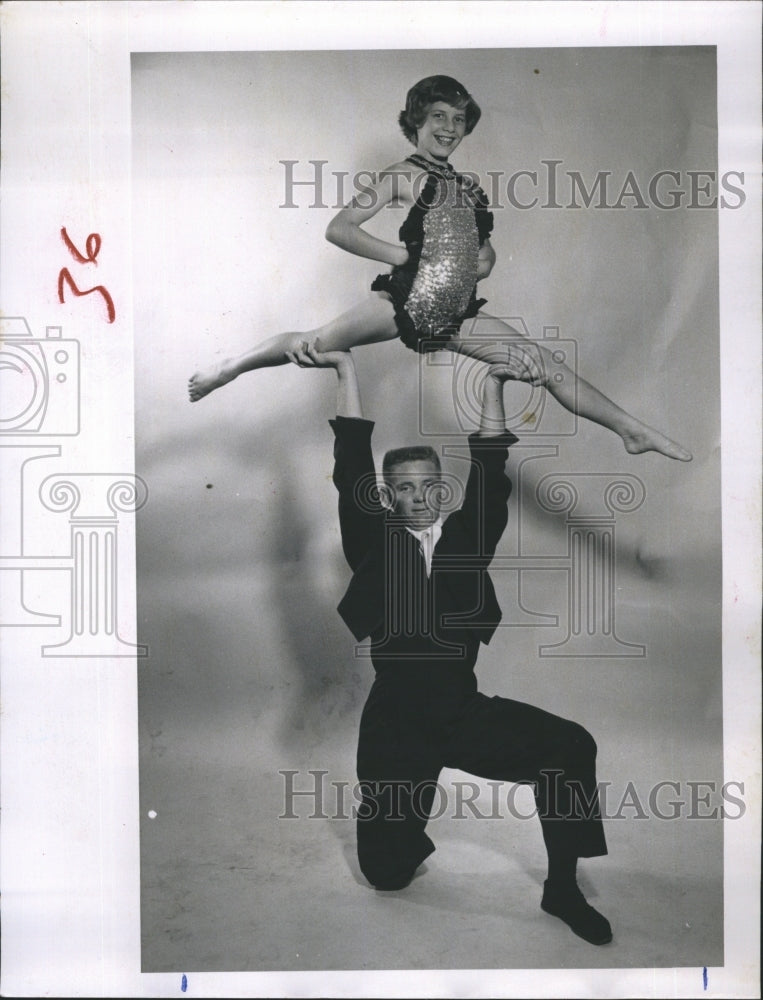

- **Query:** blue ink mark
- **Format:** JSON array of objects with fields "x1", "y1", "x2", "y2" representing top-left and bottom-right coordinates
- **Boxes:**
[
  {"x1": 181, "y1": 973, "x2": 188, "y2": 993},
  {"x1": 703, "y1": 967, "x2": 708, "y2": 990}
]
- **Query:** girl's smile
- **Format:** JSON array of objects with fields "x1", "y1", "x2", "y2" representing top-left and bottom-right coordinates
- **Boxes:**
[{"x1": 415, "y1": 101, "x2": 467, "y2": 161}]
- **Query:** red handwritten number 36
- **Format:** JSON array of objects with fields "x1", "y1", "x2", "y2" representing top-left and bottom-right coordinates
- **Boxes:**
[{"x1": 58, "y1": 227, "x2": 116, "y2": 323}]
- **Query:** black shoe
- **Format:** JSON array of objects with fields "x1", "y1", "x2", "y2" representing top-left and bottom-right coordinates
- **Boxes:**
[
  {"x1": 541, "y1": 880, "x2": 613, "y2": 945},
  {"x1": 373, "y1": 871, "x2": 415, "y2": 891}
]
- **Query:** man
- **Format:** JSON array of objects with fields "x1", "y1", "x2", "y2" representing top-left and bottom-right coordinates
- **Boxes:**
[{"x1": 287, "y1": 342, "x2": 612, "y2": 946}]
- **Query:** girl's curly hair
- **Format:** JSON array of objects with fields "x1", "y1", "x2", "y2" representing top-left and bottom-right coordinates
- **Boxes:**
[{"x1": 398, "y1": 75, "x2": 482, "y2": 145}]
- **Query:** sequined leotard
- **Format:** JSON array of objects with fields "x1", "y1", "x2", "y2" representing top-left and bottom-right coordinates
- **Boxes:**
[{"x1": 371, "y1": 154, "x2": 494, "y2": 354}]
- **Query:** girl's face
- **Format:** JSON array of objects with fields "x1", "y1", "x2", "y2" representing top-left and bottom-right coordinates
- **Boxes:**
[{"x1": 415, "y1": 101, "x2": 467, "y2": 160}]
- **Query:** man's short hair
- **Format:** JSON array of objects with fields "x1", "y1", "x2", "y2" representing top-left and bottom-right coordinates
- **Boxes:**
[{"x1": 382, "y1": 446, "x2": 442, "y2": 480}]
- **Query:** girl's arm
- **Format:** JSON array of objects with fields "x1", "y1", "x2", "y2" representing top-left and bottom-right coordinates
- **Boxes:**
[
  {"x1": 476, "y1": 238, "x2": 496, "y2": 281},
  {"x1": 325, "y1": 163, "x2": 412, "y2": 267}
]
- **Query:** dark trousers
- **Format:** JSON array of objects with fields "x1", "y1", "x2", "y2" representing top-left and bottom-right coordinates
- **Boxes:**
[{"x1": 356, "y1": 667, "x2": 608, "y2": 890}]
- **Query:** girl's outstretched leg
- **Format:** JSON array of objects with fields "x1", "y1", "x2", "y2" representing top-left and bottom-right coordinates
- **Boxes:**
[
  {"x1": 552, "y1": 368, "x2": 693, "y2": 460},
  {"x1": 188, "y1": 295, "x2": 398, "y2": 401},
  {"x1": 449, "y1": 316, "x2": 692, "y2": 461}
]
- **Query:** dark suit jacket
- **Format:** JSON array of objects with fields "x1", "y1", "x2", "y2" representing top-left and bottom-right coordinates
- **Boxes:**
[{"x1": 330, "y1": 416, "x2": 517, "y2": 648}]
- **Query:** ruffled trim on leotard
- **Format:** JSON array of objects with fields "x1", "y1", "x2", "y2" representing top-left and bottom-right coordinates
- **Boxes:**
[
  {"x1": 373, "y1": 270, "x2": 487, "y2": 354},
  {"x1": 371, "y1": 271, "x2": 425, "y2": 350},
  {"x1": 471, "y1": 187, "x2": 494, "y2": 246}
]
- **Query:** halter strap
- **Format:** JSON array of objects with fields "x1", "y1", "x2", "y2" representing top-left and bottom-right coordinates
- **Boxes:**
[{"x1": 405, "y1": 153, "x2": 456, "y2": 178}]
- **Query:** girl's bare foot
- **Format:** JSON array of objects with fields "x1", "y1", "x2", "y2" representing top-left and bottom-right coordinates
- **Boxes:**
[
  {"x1": 188, "y1": 360, "x2": 237, "y2": 401},
  {"x1": 621, "y1": 424, "x2": 693, "y2": 461}
]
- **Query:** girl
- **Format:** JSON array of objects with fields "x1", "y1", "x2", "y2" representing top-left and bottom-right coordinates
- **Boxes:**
[{"x1": 188, "y1": 75, "x2": 691, "y2": 462}]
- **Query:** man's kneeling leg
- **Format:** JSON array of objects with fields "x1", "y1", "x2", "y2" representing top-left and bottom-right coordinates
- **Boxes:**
[{"x1": 356, "y1": 778, "x2": 436, "y2": 890}]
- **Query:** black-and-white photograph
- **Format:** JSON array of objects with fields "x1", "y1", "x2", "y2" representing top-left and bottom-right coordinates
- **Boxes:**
[{"x1": 134, "y1": 46, "x2": 724, "y2": 972}]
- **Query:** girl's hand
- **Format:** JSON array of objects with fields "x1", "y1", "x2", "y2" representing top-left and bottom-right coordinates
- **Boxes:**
[
  {"x1": 476, "y1": 238, "x2": 496, "y2": 281},
  {"x1": 487, "y1": 348, "x2": 546, "y2": 386},
  {"x1": 286, "y1": 341, "x2": 353, "y2": 370},
  {"x1": 476, "y1": 258, "x2": 494, "y2": 280},
  {"x1": 286, "y1": 341, "x2": 363, "y2": 417}
]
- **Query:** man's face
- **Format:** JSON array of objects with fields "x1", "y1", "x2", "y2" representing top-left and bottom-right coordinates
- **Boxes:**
[{"x1": 385, "y1": 459, "x2": 442, "y2": 530}]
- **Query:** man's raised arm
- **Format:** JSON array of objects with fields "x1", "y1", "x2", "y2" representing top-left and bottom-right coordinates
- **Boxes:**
[
  {"x1": 456, "y1": 362, "x2": 524, "y2": 558},
  {"x1": 477, "y1": 352, "x2": 541, "y2": 436},
  {"x1": 286, "y1": 343, "x2": 383, "y2": 571}
]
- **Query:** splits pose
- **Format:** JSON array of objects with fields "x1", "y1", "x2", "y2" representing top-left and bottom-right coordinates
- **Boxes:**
[
  {"x1": 189, "y1": 74, "x2": 691, "y2": 463},
  {"x1": 287, "y1": 341, "x2": 612, "y2": 946}
]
